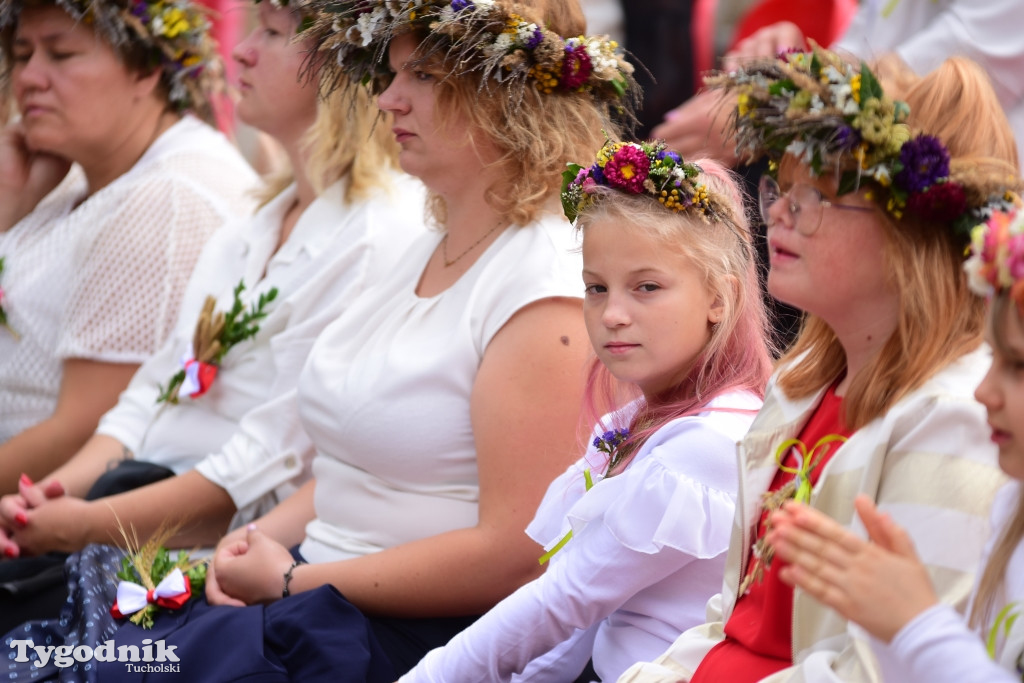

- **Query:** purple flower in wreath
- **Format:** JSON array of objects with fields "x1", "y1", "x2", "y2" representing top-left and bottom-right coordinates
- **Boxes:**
[
  {"x1": 896, "y1": 135, "x2": 951, "y2": 194},
  {"x1": 833, "y1": 125, "x2": 861, "y2": 152},
  {"x1": 603, "y1": 145, "x2": 650, "y2": 194},
  {"x1": 656, "y1": 149, "x2": 682, "y2": 163},
  {"x1": 130, "y1": 0, "x2": 148, "y2": 19},
  {"x1": 589, "y1": 163, "x2": 606, "y2": 185},
  {"x1": 561, "y1": 43, "x2": 593, "y2": 90},
  {"x1": 450, "y1": 0, "x2": 474, "y2": 11},
  {"x1": 905, "y1": 181, "x2": 967, "y2": 223},
  {"x1": 524, "y1": 25, "x2": 543, "y2": 49}
]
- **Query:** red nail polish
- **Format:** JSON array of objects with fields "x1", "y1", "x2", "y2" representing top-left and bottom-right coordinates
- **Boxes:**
[
  {"x1": 19, "y1": 473, "x2": 32, "y2": 487},
  {"x1": 3, "y1": 546, "x2": 16, "y2": 558},
  {"x1": 14, "y1": 512, "x2": 27, "y2": 527}
]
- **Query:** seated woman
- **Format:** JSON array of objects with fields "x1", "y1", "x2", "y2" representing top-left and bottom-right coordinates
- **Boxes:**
[
  {"x1": 0, "y1": 0, "x2": 425, "y2": 630},
  {"x1": 0, "y1": 0, "x2": 258, "y2": 491},
  {"x1": 618, "y1": 52, "x2": 1020, "y2": 682},
  {"x1": 766, "y1": 208, "x2": 1024, "y2": 682},
  {"x1": 398, "y1": 140, "x2": 773, "y2": 682},
  {"x1": 3, "y1": 0, "x2": 637, "y2": 680}
]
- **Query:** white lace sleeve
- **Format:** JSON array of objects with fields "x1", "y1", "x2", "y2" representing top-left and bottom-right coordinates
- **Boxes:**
[{"x1": 56, "y1": 174, "x2": 236, "y2": 363}]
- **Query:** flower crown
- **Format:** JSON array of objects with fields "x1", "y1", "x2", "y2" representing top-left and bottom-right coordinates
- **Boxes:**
[
  {"x1": 0, "y1": 0, "x2": 221, "y2": 115},
  {"x1": 561, "y1": 139, "x2": 733, "y2": 225},
  {"x1": 965, "y1": 210, "x2": 1024, "y2": 310},
  {"x1": 304, "y1": 0, "x2": 637, "y2": 106},
  {"x1": 706, "y1": 45, "x2": 1017, "y2": 237}
]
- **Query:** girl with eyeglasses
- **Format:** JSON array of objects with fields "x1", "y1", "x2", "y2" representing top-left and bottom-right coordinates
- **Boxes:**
[
  {"x1": 619, "y1": 50, "x2": 1020, "y2": 683},
  {"x1": 766, "y1": 207, "x2": 1024, "y2": 682}
]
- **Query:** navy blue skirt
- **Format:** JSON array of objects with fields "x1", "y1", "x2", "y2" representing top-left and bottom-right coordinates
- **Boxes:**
[
  {"x1": 3, "y1": 545, "x2": 479, "y2": 682},
  {"x1": 94, "y1": 585, "x2": 394, "y2": 682}
]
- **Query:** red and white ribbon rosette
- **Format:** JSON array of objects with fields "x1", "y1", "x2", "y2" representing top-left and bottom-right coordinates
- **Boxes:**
[
  {"x1": 110, "y1": 567, "x2": 192, "y2": 619},
  {"x1": 179, "y1": 349, "x2": 218, "y2": 399}
]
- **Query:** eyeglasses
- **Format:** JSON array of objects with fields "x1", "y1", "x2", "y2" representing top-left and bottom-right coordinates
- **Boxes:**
[{"x1": 758, "y1": 175, "x2": 876, "y2": 236}]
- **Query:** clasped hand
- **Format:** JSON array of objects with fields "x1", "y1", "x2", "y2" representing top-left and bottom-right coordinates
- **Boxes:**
[
  {"x1": 206, "y1": 524, "x2": 295, "y2": 607},
  {"x1": 0, "y1": 473, "x2": 90, "y2": 557}
]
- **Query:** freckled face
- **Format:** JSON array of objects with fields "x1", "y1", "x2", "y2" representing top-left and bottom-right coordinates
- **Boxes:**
[{"x1": 764, "y1": 165, "x2": 894, "y2": 325}]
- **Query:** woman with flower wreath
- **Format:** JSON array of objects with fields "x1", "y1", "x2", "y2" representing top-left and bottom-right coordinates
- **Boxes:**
[
  {"x1": 618, "y1": 51, "x2": 1019, "y2": 683},
  {"x1": 0, "y1": 0, "x2": 425, "y2": 636},
  {"x1": 763, "y1": 208, "x2": 1024, "y2": 682},
  {"x1": 79, "y1": 0, "x2": 637, "y2": 680},
  {"x1": 391, "y1": 137, "x2": 773, "y2": 682},
  {"x1": 0, "y1": 0, "x2": 258, "y2": 491}
]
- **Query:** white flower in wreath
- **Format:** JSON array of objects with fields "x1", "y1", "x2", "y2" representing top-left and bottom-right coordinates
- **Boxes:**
[
  {"x1": 870, "y1": 165, "x2": 891, "y2": 188},
  {"x1": 787, "y1": 139, "x2": 813, "y2": 165},
  {"x1": 485, "y1": 32, "x2": 513, "y2": 57},
  {"x1": 354, "y1": 7, "x2": 387, "y2": 46},
  {"x1": 823, "y1": 65, "x2": 844, "y2": 85}
]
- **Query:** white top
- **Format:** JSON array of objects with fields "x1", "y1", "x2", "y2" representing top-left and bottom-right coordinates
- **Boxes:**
[
  {"x1": 94, "y1": 174, "x2": 427, "y2": 524},
  {"x1": 834, "y1": 0, "x2": 1024, "y2": 168},
  {"x1": 872, "y1": 481, "x2": 1024, "y2": 683},
  {"x1": 401, "y1": 391, "x2": 761, "y2": 683},
  {"x1": 0, "y1": 116, "x2": 258, "y2": 441},
  {"x1": 297, "y1": 213, "x2": 583, "y2": 564},
  {"x1": 618, "y1": 345, "x2": 1006, "y2": 683}
]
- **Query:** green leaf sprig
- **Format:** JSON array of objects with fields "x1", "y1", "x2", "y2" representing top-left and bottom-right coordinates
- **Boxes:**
[{"x1": 157, "y1": 280, "x2": 278, "y2": 404}]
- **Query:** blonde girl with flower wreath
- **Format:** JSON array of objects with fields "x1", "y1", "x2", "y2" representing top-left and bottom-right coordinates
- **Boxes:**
[
  {"x1": 619, "y1": 52, "x2": 1020, "y2": 683},
  {"x1": 763, "y1": 208, "x2": 1024, "y2": 683},
  {"x1": 0, "y1": 0, "x2": 258, "y2": 492},
  {"x1": 392, "y1": 140, "x2": 773, "y2": 683}
]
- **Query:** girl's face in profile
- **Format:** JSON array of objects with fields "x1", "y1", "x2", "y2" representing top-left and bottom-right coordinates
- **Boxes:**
[
  {"x1": 976, "y1": 298, "x2": 1024, "y2": 481},
  {"x1": 582, "y1": 218, "x2": 723, "y2": 400},
  {"x1": 764, "y1": 163, "x2": 892, "y2": 324}
]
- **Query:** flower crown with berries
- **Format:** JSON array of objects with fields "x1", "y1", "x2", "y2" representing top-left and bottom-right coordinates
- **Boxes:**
[
  {"x1": 965, "y1": 210, "x2": 1024, "y2": 311},
  {"x1": 561, "y1": 139, "x2": 735, "y2": 225},
  {"x1": 706, "y1": 45, "x2": 1018, "y2": 239},
  {"x1": 0, "y1": 0, "x2": 221, "y2": 116},
  {"x1": 303, "y1": 0, "x2": 637, "y2": 107}
]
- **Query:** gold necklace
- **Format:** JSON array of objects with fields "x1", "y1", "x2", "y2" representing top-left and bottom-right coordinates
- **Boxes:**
[{"x1": 441, "y1": 221, "x2": 507, "y2": 268}]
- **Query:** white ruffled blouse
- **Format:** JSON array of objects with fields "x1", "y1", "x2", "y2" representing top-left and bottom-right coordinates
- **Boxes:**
[{"x1": 402, "y1": 390, "x2": 761, "y2": 683}]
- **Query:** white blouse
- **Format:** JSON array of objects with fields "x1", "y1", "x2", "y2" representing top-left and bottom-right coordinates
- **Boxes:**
[
  {"x1": 0, "y1": 116, "x2": 257, "y2": 441},
  {"x1": 873, "y1": 481, "x2": 1024, "y2": 682},
  {"x1": 94, "y1": 174, "x2": 427, "y2": 523},
  {"x1": 402, "y1": 391, "x2": 761, "y2": 683},
  {"x1": 296, "y1": 213, "x2": 584, "y2": 564}
]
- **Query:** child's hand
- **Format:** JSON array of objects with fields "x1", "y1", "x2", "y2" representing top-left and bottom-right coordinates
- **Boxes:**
[{"x1": 767, "y1": 495, "x2": 939, "y2": 642}]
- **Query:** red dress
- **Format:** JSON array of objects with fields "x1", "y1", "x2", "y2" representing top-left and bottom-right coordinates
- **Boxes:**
[{"x1": 692, "y1": 385, "x2": 852, "y2": 682}]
